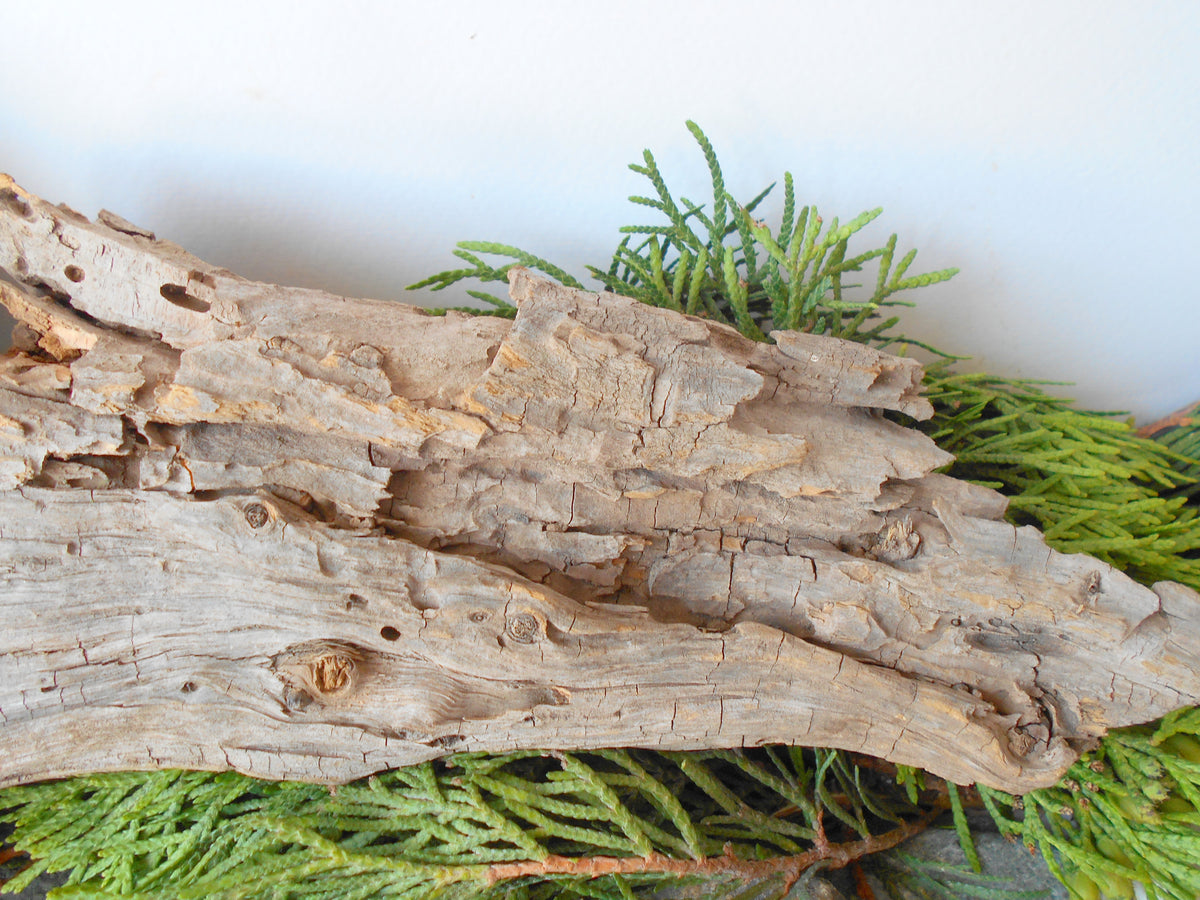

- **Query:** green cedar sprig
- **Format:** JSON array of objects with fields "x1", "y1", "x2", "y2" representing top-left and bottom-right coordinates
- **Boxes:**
[
  {"x1": 924, "y1": 371, "x2": 1200, "y2": 588},
  {"x1": 0, "y1": 748, "x2": 925, "y2": 899},
  {"x1": 976, "y1": 720, "x2": 1200, "y2": 900},
  {"x1": 408, "y1": 119, "x2": 958, "y2": 351}
]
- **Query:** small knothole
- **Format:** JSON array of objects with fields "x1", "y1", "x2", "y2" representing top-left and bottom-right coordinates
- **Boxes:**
[
  {"x1": 346, "y1": 593, "x2": 367, "y2": 611},
  {"x1": 1, "y1": 189, "x2": 33, "y2": 220},
  {"x1": 469, "y1": 610, "x2": 490, "y2": 623},
  {"x1": 187, "y1": 268, "x2": 216, "y2": 289},
  {"x1": 180, "y1": 682, "x2": 197, "y2": 694},
  {"x1": 244, "y1": 503, "x2": 270, "y2": 528},
  {"x1": 160, "y1": 282, "x2": 211, "y2": 313},
  {"x1": 64, "y1": 265, "x2": 85, "y2": 283},
  {"x1": 380, "y1": 625, "x2": 400, "y2": 641},
  {"x1": 311, "y1": 653, "x2": 355, "y2": 694}
]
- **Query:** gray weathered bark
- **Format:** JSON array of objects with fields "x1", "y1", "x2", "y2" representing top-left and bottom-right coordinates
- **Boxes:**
[{"x1": 2, "y1": 174, "x2": 1199, "y2": 793}]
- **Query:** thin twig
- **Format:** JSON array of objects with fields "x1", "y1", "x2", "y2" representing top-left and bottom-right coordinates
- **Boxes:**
[
  {"x1": 484, "y1": 806, "x2": 942, "y2": 890},
  {"x1": 1137, "y1": 400, "x2": 1200, "y2": 438},
  {"x1": 0, "y1": 844, "x2": 31, "y2": 887},
  {"x1": 850, "y1": 859, "x2": 878, "y2": 900}
]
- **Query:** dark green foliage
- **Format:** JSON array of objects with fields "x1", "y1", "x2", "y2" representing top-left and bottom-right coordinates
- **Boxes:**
[{"x1": 3, "y1": 122, "x2": 1199, "y2": 900}]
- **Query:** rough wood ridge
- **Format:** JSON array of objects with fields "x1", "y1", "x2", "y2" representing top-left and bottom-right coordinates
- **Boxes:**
[{"x1": 2, "y1": 174, "x2": 1198, "y2": 793}]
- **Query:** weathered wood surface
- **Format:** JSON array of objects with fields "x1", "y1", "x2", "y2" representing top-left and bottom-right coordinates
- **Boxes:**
[{"x1": 2, "y1": 174, "x2": 1199, "y2": 792}]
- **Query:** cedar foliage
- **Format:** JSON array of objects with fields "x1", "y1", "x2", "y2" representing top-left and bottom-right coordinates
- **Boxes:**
[{"x1": 3, "y1": 123, "x2": 1199, "y2": 900}]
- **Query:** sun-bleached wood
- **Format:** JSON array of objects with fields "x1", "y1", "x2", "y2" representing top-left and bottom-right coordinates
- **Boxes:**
[{"x1": 2, "y1": 174, "x2": 1199, "y2": 793}]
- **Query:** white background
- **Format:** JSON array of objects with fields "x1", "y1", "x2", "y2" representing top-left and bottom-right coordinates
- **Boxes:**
[{"x1": 1, "y1": 1, "x2": 1196, "y2": 422}]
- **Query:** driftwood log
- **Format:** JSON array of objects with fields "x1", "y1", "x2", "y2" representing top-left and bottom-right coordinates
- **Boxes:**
[{"x1": 2, "y1": 175, "x2": 1199, "y2": 794}]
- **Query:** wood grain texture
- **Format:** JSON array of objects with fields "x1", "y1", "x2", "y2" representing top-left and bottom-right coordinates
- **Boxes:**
[{"x1": 2, "y1": 174, "x2": 1198, "y2": 792}]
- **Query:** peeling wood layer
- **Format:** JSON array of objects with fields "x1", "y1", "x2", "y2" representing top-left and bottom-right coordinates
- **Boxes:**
[{"x1": 2, "y1": 174, "x2": 1199, "y2": 793}]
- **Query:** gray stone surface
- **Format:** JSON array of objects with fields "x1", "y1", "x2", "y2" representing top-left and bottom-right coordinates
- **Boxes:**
[
  {"x1": 861, "y1": 826, "x2": 1067, "y2": 900},
  {"x1": 782, "y1": 810, "x2": 1068, "y2": 900},
  {"x1": 0, "y1": 868, "x2": 68, "y2": 900},
  {"x1": 787, "y1": 873, "x2": 850, "y2": 899},
  {"x1": 0, "y1": 843, "x2": 67, "y2": 900}
]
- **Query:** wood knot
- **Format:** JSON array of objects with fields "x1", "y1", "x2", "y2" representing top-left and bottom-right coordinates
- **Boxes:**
[
  {"x1": 272, "y1": 640, "x2": 366, "y2": 704},
  {"x1": 311, "y1": 652, "x2": 355, "y2": 695},
  {"x1": 1075, "y1": 571, "x2": 1104, "y2": 613},
  {"x1": 348, "y1": 344, "x2": 383, "y2": 367},
  {"x1": 865, "y1": 518, "x2": 920, "y2": 563},
  {"x1": 505, "y1": 613, "x2": 542, "y2": 644},
  {"x1": 840, "y1": 517, "x2": 921, "y2": 564},
  {"x1": 244, "y1": 503, "x2": 270, "y2": 528}
]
